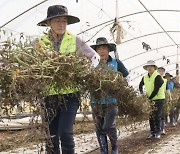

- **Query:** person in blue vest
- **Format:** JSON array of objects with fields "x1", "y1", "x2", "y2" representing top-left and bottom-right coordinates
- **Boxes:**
[
  {"x1": 157, "y1": 67, "x2": 169, "y2": 135},
  {"x1": 37, "y1": 5, "x2": 100, "y2": 154},
  {"x1": 139, "y1": 60, "x2": 165, "y2": 139},
  {"x1": 90, "y1": 37, "x2": 129, "y2": 154},
  {"x1": 164, "y1": 73, "x2": 175, "y2": 126}
]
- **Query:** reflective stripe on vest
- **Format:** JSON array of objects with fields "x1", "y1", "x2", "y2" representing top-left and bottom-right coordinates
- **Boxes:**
[
  {"x1": 144, "y1": 71, "x2": 165, "y2": 100},
  {"x1": 39, "y1": 31, "x2": 78, "y2": 95}
]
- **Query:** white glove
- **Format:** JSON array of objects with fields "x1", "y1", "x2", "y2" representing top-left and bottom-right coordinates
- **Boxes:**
[
  {"x1": 91, "y1": 52, "x2": 100, "y2": 68},
  {"x1": 124, "y1": 75, "x2": 130, "y2": 83}
]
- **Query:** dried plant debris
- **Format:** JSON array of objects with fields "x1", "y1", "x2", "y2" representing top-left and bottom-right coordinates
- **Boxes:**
[
  {"x1": 0, "y1": 31, "x2": 155, "y2": 151},
  {"x1": 171, "y1": 88, "x2": 180, "y2": 107},
  {"x1": 1, "y1": 30, "x2": 180, "y2": 152},
  {"x1": 0, "y1": 37, "x2": 152, "y2": 120}
]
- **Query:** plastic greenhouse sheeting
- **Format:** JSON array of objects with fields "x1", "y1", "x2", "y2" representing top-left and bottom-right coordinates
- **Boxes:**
[{"x1": 0, "y1": 0, "x2": 180, "y2": 88}]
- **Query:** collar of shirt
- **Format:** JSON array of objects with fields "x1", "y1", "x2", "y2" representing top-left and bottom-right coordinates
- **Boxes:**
[
  {"x1": 48, "y1": 31, "x2": 65, "y2": 52},
  {"x1": 107, "y1": 56, "x2": 113, "y2": 63}
]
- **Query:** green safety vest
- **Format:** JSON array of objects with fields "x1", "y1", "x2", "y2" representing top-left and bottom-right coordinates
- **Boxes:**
[
  {"x1": 144, "y1": 71, "x2": 165, "y2": 100},
  {"x1": 39, "y1": 31, "x2": 79, "y2": 95}
]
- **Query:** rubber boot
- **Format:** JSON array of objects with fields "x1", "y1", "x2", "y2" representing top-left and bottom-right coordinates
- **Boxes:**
[
  {"x1": 97, "y1": 134, "x2": 108, "y2": 154},
  {"x1": 111, "y1": 147, "x2": 118, "y2": 154},
  {"x1": 45, "y1": 143, "x2": 60, "y2": 154},
  {"x1": 62, "y1": 148, "x2": 74, "y2": 154},
  {"x1": 111, "y1": 143, "x2": 118, "y2": 154}
]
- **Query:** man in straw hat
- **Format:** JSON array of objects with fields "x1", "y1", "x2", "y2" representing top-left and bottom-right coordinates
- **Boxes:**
[
  {"x1": 90, "y1": 37, "x2": 129, "y2": 154},
  {"x1": 139, "y1": 60, "x2": 165, "y2": 139},
  {"x1": 37, "y1": 5, "x2": 100, "y2": 154}
]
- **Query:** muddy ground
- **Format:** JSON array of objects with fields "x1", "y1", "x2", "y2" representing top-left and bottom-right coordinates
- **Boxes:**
[
  {"x1": 0, "y1": 121, "x2": 180, "y2": 153},
  {"x1": 89, "y1": 123, "x2": 180, "y2": 154}
]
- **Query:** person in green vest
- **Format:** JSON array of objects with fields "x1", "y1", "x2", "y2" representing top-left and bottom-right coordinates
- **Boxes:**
[
  {"x1": 139, "y1": 60, "x2": 165, "y2": 139},
  {"x1": 157, "y1": 67, "x2": 169, "y2": 135},
  {"x1": 37, "y1": 5, "x2": 100, "y2": 154}
]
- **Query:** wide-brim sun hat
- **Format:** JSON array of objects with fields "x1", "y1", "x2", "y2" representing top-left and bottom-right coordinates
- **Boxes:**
[
  {"x1": 143, "y1": 60, "x2": 158, "y2": 70},
  {"x1": 90, "y1": 37, "x2": 116, "y2": 52},
  {"x1": 37, "y1": 5, "x2": 80, "y2": 26},
  {"x1": 164, "y1": 72, "x2": 173, "y2": 78},
  {"x1": 158, "y1": 67, "x2": 165, "y2": 72}
]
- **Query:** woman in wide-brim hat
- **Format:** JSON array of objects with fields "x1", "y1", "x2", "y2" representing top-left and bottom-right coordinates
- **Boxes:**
[
  {"x1": 90, "y1": 37, "x2": 116, "y2": 52},
  {"x1": 90, "y1": 37, "x2": 117, "y2": 64},
  {"x1": 90, "y1": 37, "x2": 129, "y2": 154},
  {"x1": 37, "y1": 5, "x2": 80, "y2": 26},
  {"x1": 164, "y1": 72, "x2": 173, "y2": 78},
  {"x1": 37, "y1": 5, "x2": 100, "y2": 154}
]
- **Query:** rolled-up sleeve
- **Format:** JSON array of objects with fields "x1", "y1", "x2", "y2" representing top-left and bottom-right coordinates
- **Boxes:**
[
  {"x1": 76, "y1": 36, "x2": 96, "y2": 59},
  {"x1": 76, "y1": 36, "x2": 100, "y2": 67}
]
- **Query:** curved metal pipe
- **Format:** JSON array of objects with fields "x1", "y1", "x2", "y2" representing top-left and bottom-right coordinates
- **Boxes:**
[
  {"x1": 129, "y1": 54, "x2": 180, "y2": 71},
  {"x1": 77, "y1": 10, "x2": 180, "y2": 35},
  {"x1": 166, "y1": 68, "x2": 179, "y2": 74},
  {"x1": 122, "y1": 44, "x2": 180, "y2": 62},
  {"x1": 121, "y1": 31, "x2": 180, "y2": 44},
  {"x1": 0, "y1": 0, "x2": 48, "y2": 29}
]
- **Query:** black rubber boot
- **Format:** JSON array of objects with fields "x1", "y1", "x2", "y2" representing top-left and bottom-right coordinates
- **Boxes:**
[
  {"x1": 62, "y1": 148, "x2": 74, "y2": 154},
  {"x1": 97, "y1": 134, "x2": 108, "y2": 154}
]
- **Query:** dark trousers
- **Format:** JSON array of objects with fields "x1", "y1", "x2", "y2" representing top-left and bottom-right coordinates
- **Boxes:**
[
  {"x1": 169, "y1": 104, "x2": 175, "y2": 124},
  {"x1": 149, "y1": 100, "x2": 164, "y2": 134},
  {"x1": 161, "y1": 100, "x2": 167, "y2": 130},
  {"x1": 92, "y1": 104, "x2": 118, "y2": 153},
  {"x1": 43, "y1": 93, "x2": 79, "y2": 154},
  {"x1": 174, "y1": 105, "x2": 180, "y2": 123}
]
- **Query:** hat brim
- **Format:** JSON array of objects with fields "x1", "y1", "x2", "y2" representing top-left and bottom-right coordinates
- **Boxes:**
[
  {"x1": 143, "y1": 64, "x2": 158, "y2": 70},
  {"x1": 158, "y1": 67, "x2": 165, "y2": 71},
  {"x1": 90, "y1": 43, "x2": 116, "y2": 52},
  {"x1": 37, "y1": 15, "x2": 80, "y2": 26},
  {"x1": 164, "y1": 74, "x2": 173, "y2": 78}
]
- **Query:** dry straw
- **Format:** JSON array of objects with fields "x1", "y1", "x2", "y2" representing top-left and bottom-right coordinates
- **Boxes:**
[{"x1": 0, "y1": 38, "x2": 152, "y2": 121}]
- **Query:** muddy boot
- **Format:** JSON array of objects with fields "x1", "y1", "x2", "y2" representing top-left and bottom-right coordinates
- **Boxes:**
[
  {"x1": 111, "y1": 144, "x2": 118, "y2": 154},
  {"x1": 107, "y1": 128, "x2": 118, "y2": 154},
  {"x1": 45, "y1": 144, "x2": 60, "y2": 154},
  {"x1": 97, "y1": 135, "x2": 108, "y2": 154},
  {"x1": 110, "y1": 137, "x2": 118, "y2": 154},
  {"x1": 62, "y1": 148, "x2": 74, "y2": 154},
  {"x1": 111, "y1": 148, "x2": 118, "y2": 154}
]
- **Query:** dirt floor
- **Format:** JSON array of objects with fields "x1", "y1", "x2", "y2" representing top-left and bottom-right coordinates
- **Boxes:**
[
  {"x1": 0, "y1": 121, "x2": 95, "y2": 152},
  {"x1": 0, "y1": 127, "x2": 44, "y2": 152},
  {"x1": 89, "y1": 123, "x2": 180, "y2": 154},
  {"x1": 1, "y1": 121, "x2": 180, "y2": 153}
]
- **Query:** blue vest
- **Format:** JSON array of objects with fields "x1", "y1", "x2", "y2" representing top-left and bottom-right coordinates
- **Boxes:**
[
  {"x1": 167, "y1": 79, "x2": 174, "y2": 92},
  {"x1": 91, "y1": 58, "x2": 118, "y2": 104}
]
